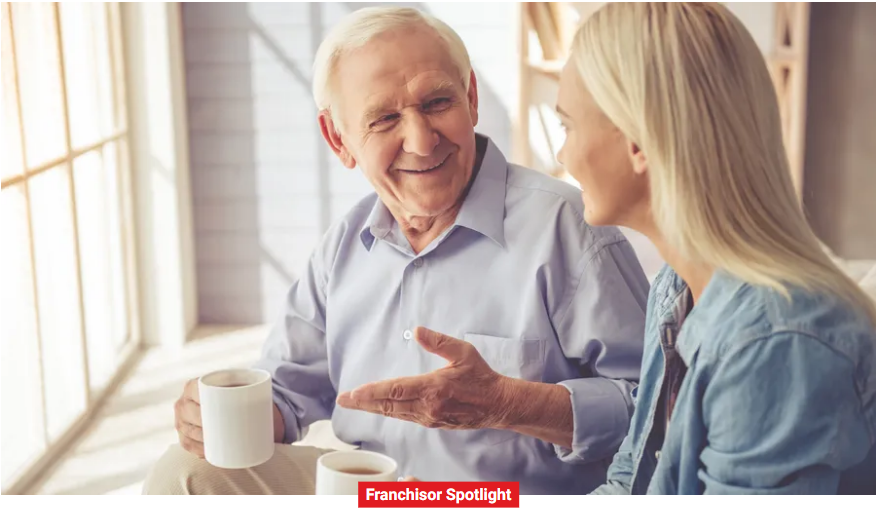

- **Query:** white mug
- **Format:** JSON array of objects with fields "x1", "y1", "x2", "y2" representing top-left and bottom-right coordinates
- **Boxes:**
[
  {"x1": 198, "y1": 368, "x2": 275, "y2": 469},
  {"x1": 315, "y1": 450, "x2": 398, "y2": 495}
]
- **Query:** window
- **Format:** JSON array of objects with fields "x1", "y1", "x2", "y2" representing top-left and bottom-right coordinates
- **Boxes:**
[{"x1": 1, "y1": 2, "x2": 138, "y2": 492}]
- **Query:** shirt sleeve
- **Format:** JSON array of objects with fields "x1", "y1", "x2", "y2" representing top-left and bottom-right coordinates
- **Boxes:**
[
  {"x1": 590, "y1": 427, "x2": 636, "y2": 494},
  {"x1": 698, "y1": 333, "x2": 870, "y2": 494},
  {"x1": 553, "y1": 238, "x2": 650, "y2": 464},
  {"x1": 252, "y1": 243, "x2": 337, "y2": 444}
]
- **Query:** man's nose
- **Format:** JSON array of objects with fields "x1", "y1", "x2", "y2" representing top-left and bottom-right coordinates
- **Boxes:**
[{"x1": 401, "y1": 113, "x2": 439, "y2": 157}]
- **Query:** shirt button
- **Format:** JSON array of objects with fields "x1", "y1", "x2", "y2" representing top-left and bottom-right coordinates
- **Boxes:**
[
  {"x1": 655, "y1": 450, "x2": 661, "y2": 460},
  {"x1": 403, "y1": 329, "x2": 413, "y2": 341},
  {"x1": 413, "y1": 258, "x2": 423, "y2": 268}
]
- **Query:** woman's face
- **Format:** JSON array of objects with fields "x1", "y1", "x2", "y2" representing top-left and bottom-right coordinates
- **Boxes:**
[{"x1": 556, "y1": 61, "x2": 650, "y2": 229}]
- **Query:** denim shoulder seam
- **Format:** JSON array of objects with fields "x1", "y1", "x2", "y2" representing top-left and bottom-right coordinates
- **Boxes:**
[{"x1": 714, "y1": 329, "x2": 874, "y2": 446}]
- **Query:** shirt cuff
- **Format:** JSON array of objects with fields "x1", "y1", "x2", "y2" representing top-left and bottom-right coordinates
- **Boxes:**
[
  {"x1": 272, "y1": 390, "x2": 306, "y2": 444},
  {"x1": 553, "y1": 378, "x2": 635, "y2": 464}
]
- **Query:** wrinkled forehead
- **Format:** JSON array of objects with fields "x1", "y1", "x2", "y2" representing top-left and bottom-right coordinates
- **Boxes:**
[{"x1": 331, "y1": 28, "x2": 467, "y2": 126}]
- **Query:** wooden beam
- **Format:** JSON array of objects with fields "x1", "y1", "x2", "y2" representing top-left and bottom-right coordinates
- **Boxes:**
[
  {"x1": 768, "y1": 2, "x2": 810, "y2": 200},
  {"x1": 0, "y1": 132, "x2": 126, "y2": 189},
  {"x1": 528, "y1": 3, "x2": 562, "y2": 61}
]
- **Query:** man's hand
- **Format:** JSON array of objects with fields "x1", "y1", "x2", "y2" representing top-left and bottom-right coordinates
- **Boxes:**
[
  {"x1": 174, "y1": 377, "x2": 287, "y2": 458},
  {"x1": 174, "y1": 378, "x2": 205, "y2": 457},
  {"x1": 336, "y1": 327, "x2": 512, "y2": 430}
]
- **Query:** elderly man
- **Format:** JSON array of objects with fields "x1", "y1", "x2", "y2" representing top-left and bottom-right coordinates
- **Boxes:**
[{"x1": 143, "y1": 7, "x2": 648, "y2": 495}]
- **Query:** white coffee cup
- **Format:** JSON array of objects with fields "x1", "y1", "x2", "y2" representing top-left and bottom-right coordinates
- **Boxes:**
[
  {"x1": 315, "y1": 450, "x2": 398, "y2": 495},
  {"x1": 198, "y1": 368, "x2": 275, "y2": 469}
]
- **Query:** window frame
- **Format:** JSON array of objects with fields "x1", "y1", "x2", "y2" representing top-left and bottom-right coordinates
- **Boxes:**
[{"x1": 1, "y1": 1, "x2": 142, "y2": 493}]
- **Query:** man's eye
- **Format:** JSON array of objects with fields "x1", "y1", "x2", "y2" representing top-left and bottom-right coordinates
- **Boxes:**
[
  {"x1": 370, "y1": 114, "x2": 399, "y2": 128},
  {"x1": 425, "y1": 98, "x2": 451, "y2": 110}
]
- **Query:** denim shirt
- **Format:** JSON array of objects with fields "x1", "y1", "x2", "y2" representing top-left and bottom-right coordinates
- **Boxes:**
[{"x1": 593, "y1": 265, "x2": 876, "y2": 494}]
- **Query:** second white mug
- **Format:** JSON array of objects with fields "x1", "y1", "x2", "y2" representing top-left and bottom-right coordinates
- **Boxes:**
[{"x1": 315, "y1": 450, "x2": 398, "y2": 495}]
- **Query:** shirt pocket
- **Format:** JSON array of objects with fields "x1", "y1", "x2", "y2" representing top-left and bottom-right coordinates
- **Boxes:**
[
  {"x1": 450, "y1": 333, "x2": 546, "y2": 447},
  {"x1": 463, "y1": 333, "x2": 547, "y2": 383}
]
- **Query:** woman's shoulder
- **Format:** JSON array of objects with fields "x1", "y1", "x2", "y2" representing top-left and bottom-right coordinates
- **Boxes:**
[
  {"x1": 701, "y1": 272, "x2": 873, "y2": 352},
  {"x1": 648, "y1": 266, "x2": 875, "y2": 358},
  {"x1": 693, "y1": 274, "x2": 876, "y2": 449},
  {"x1": 689, "y1": 271, "x2": 876, "y2": 404}
]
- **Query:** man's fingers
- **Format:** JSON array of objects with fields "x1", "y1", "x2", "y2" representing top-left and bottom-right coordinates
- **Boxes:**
[
  {"x1": 176, "y1": 397, "x2": 202, "y2": 427},
  {"x1": 179, "y1": 421, "x2": 204, "y2": 443},
  {"x1": 359, "y1": 408, "x2": 457, "y2": 430},
  {"x1": 336, "y1": 391, "x2": 356, "y2": 408},
  {"x1": 184, "y1": 378, "x2": 200, "y2": 404},
  {"x1": 338, "y1": 396, "x2": 422, "y2": 417},
  {"x1": 413, "y1": 327, "x2": 472, "y2": 364},
  {"x1": 350, "y1": 377, "x2": 426, "y2": 402},
  {"x1": 179, "y1": 433, "x2": 205, "y2": 458},
  {"x1": 359, "y1": 399, "x2": 421, "y2": 416}
]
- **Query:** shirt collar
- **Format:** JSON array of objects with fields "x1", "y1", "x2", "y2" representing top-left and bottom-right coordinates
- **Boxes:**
[
  {"x1": 359, "y1": 134, "x2": 508, "y2": 251},
  {"x1": 656, "y1": 267, "x2": 740, "y2": 364},
  {"x1": 359, "y1": 199, "x2": 395, "y2": 250},
  {"x1": 452, "y1": 135, "x2": 507, "y2": 248}
]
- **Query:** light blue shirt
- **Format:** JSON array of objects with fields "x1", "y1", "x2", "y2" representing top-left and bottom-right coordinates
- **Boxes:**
[
  {"x1": 254, "y1": 135, "x2": 650, "y2": 494},
  {"x1": 593, "y1": 266, "x2": 876, "y2": 494}
]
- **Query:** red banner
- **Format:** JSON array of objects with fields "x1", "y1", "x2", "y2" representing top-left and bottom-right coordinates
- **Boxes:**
[{"x1": 358, "y1": 481, "x2": 519, "y2": 508}]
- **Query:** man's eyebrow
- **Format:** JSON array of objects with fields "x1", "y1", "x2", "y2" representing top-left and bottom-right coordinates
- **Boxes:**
[
  {"x1": 555, "y1": 105, "x2": 571, "y2": 119},
  {"x1": 362, "y1": 81, "x2": 461, "y2": 124},
  {"x1": 422, "y1": 81, "x2": 458, "y2": 98}
]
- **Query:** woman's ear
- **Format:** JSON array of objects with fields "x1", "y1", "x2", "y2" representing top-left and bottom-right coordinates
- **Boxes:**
[
  {"x1": 628, "y1": 140, "x2": 648, "y2": 176},
  {"x1": 319, "y1": 110, "x2": 357, "y2": 169}
]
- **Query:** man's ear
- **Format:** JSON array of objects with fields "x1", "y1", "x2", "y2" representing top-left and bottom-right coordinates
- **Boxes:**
[
  {"x1": 467, "y1": 69, "x2": 479, "y2": 127},
  {"x1": 318, "y1": 110, "x2": 357, "y2": 169},
  {"x1": 628, "y1": 140, "x2": 647, "y2": 176}
]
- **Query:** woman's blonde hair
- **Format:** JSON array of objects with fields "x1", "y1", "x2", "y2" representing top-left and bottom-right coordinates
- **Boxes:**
[
  {"x1": 312, "y1": 7, "x2": 472, "y2": 112},
  {"x1": 571, "y1": 2, "x2": 876, "y2": 324}
]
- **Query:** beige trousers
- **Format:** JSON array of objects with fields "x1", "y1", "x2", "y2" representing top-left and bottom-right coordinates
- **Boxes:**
[{"x1": 142, "y1": 444, "x2": 334, "y2": 495}]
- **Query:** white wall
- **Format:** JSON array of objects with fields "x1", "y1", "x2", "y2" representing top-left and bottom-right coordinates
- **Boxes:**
[
  {"x1": 182, "y1": 2, "x2": 775, "y2": 323},
  {"x1": 724, "y1": 2, "x2": 775, "y2": 53}
]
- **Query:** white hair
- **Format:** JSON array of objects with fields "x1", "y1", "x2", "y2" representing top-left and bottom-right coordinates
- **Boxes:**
[{"x1": 311, "y1": 6, "x2": 472, "y2": 113}]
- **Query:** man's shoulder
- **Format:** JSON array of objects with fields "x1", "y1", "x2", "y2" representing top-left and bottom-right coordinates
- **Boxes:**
[
  {"x1": 505, "y1": 163, "x2": 586, "y2": 218},
  {"x1": 504, "y1": 163, "x2": 625, "y2": 247},
  {"x1": 332, "y1": 192, "x2": 379, "y2": 231},
  {"x1": 315, "y1": 192, "x2": 379, "y2": 258}
]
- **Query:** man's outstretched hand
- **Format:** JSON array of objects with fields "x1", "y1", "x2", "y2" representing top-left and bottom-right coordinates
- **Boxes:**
[{"x1": 336, "y1": 327, "x2": 513, "y2": 430}]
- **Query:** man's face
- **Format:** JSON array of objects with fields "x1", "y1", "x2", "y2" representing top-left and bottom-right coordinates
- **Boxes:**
[{"x1": 320, "y1": 25, "x2": 479, "y2": 218}]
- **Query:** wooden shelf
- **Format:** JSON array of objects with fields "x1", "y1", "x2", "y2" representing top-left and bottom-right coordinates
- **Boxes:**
[
  {"x1": 769, "y1": 48, "x2": 797, "y2": 68},
  {"x1": 516, "y1": 3, "x2": 578, "y2": 168},
  {"x1": 526, "y1": 59, "x2": 564, "y2": 78},
  {"x1": 516, "y1": 2, "x2": 810, "y2": 202}
]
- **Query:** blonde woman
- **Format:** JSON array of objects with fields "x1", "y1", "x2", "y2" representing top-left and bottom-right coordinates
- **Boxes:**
[
  {"x1": 554, "y1": 2, "x2": 876, "y2": 494},
  {"x1": 405, "y1": 2, "x2": 876, "y2": 493}
]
